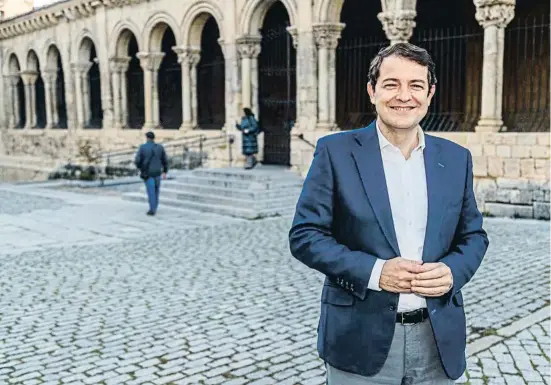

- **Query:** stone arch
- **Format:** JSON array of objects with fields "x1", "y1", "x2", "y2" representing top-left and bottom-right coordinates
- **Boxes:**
[
  {"x1": 45, "y1": 44, "x2": 62, "y2": 70},
  {"x1": 110, "y1": 20, "x2": 142, "y2": 58},
  {"x1": 143, "y1": 12, "x2": 181, "y2": 52},
  {"x1": 6, "y1": 53, "x2": 25, "y2": 128},
  {"x1": 74, "y1": 33, "x2": 102, "y2": 128},
  {"x1": 115, "y1": 29, "x2": 140, "y2": 57},
  {"x1": 78, "y1": 35, "x2": 97, "y2": 63},
  {"x1": 181, "y1": 0, "x2": 225, "y2": 47},
  {"x1": 111, "y1": 25, "x2": 145, "y2": 129},
  {"x1": 6, "y1": 52, "x2": 21, "y2": 74},
  {"x1": 239, "y1": 0, "x2": 298, "y2": 36},
  {"x1": 314, "y1": 0, "x2": 345, "y2": 23},
  {"x1": 26, "y1": 49, "x2": 40, "y2": 72},
  {"x1": 44, "y1": 44, "x2": 68, "y2": 128}
]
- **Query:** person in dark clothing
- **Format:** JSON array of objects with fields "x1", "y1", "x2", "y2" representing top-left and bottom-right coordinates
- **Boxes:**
[
  {"x1": 235, "y1": 107, "x2": 261, "y2": 169},
  {"x1": 134, "y1": 131, "x2": 168, "y2": 216}
]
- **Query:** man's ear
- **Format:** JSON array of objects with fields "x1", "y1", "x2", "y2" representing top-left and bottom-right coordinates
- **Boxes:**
[
  {"x1": 427, "y1": 84, "x2": 436, "y2": 106},
  {"x1": 367, "y1": 82, "x2": 376, "y2": 104}
]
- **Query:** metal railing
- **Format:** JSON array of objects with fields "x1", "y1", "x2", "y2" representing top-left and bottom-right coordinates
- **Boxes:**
[
  {"x1": 296, "y1": 133, "x2": 316, "y2": 148},
  {"x1": 503, "y1": 15, "x2": 550, "y2": 132},
  {"x1": 102, "y1": 133, "x2": 235, "y2": 178}
]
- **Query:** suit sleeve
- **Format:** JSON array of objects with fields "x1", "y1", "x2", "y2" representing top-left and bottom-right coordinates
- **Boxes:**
[
  {"x1": 161, "y1": 146, "x2": 168, "y2": 174},
  {"x1": 440, "y1": 150, "x2": 489, "y2": 302},
  {"x1": 289, "y1": 139, "x2": 378, "y2": 300}
]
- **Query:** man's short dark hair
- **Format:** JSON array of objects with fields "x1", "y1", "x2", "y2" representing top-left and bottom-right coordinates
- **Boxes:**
[
  {"x1": 145, "y1": 131, "x2": 155, "y2": 140},
  {"x1": 368, "y1": 42, "x2": 437, "y2": 90}
]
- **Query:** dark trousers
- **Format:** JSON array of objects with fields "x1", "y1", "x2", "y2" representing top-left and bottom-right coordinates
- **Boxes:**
[{"x1": 145, "y1": 176, "x2": 161, "y2": 213}]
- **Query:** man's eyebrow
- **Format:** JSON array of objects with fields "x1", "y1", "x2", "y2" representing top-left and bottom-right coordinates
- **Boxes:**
[{"x1": 381, "y1": 78, "x2": 399, "y2": 83}]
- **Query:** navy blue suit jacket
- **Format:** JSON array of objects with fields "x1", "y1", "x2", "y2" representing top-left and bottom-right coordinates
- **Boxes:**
[{"x1": 289, "y1": 122, "x2": 489, "y2": 380}]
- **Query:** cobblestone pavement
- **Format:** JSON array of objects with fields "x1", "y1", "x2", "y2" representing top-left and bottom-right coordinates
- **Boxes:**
[{"x1": 0, "y1": 184, "x2": 548, "y2": 385}]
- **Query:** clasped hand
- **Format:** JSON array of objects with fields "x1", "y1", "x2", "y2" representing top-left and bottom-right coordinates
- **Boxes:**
[{"x1": 379, "y1": 257, "x2": 452, "y2": 297}]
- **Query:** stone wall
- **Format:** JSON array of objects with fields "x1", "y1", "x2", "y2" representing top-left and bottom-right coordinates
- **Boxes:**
[
  {"x1": 291, "y1": 131, "x2": 550, "y2": 220},
  {"x1": 0, "y1": 127, "x2": 236, "y2": 182}
]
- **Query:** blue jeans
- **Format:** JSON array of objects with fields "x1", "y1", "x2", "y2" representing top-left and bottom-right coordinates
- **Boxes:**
[{"x1": 144, "y1": 176, "x2": 161, "y2": 213}]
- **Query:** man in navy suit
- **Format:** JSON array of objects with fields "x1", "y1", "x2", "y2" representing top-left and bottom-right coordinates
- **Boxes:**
[{"x1": 289, "y1": 43, "x2": 489, "y2": 384}]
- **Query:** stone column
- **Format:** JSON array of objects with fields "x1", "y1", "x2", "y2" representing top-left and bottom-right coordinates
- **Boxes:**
[
  {"x1": 314, "y1": 23, "x2": 344, "y2": 130},
  {"x1": 111, "y1": 64, "x2": 121, "y2": 128},
  {"x1": 109, "y1": 57, "x2": 130, "y2": 128},
  {"x1": 71, "y1": 62, "x2": 92, "y2": 129},
  {"x1": 20, "y1": 71, "x2": 38, "y2": 128},
  {"x1": 218, "y1": 39, "x2": 241, "y2": 132},
  {"x1": 474, "y1": 0, "x2": 515, "y2": 133},
  {"x1": 137, "y1": 52, "x2": 165, "y2": 130},
  {"x1": 287, "y1": 27, "x2": 300, "y2": 119},
  {"x1": 6, "y1": 75, "x2": 19, "y2": 128},
  {"x1": 189, "y1": 50, "x2": 201, "y2": 128},
  {"x1": 51, "y1": 72, "x2": 59, "y2": 127},
  {"x1": 42, "y1": 69, "x2": 58, "y2": 128},
  {"x1": 174, "y1": 47, "x2": 192, "y2": 130},
  {"x1": 121, "y1": 66, "x2": 129, "y2": 128},
  {"x1": 377, "y1": 9, "x2": 416, "y2": 45},
  {"x1": 236, "y1": 36, "x2": 261, "y2": 115},
  {"x1": 82, "y1": 63, "x2": 92, "y2": 125}
]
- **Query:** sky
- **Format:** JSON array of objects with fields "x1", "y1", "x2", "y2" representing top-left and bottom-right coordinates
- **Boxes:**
[{"x1": 33, "y1": 0, "x2": 61, "y2": 7}]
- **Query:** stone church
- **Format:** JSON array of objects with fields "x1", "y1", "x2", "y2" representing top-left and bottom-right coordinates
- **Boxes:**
[{"x1": 0, "y1": 0, "x2": 548, "y2": 217}]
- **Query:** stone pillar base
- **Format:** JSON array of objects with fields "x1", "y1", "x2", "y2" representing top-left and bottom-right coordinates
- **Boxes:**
[
  {"x1": 179, "y1": 123, "x2": 194, "y2": 131},
  {"x1": 142, "y1": 123, "x2": 159, "y2": 131},
  {"x1": 476, "y1": 118, "x2": 504, "y2": 133},
  {"x1": 316, "y1": 122, "x2": 337, "y2": 131}
]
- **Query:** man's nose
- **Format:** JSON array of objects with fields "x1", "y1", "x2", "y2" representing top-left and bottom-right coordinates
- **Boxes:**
[{"x1": 396, "y1": 87, "x2": 412, "y2": 101}]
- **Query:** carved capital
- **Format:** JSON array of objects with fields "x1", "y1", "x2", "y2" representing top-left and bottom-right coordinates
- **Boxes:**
[
  {"x1": 286, "y1": 26, "x2": 298, "y2": 49},
  {"x1": 42, "y1": 69, "x2": 58, "y2": 83},
  {"x1": 71, "y1": 62, "x2": 92, "y2": 75},
  {"x1": 109, "y1": 56, "x2": 131, "y2": 73},
  {"x1": 313, "y1": 23, "x2": 345, "y2": 50},
  {"x1": 236, "y1": 35, "x2": 262, "y2": 59},
  {"x1": 20, "y1": 71, "x2": 38, "y2": 85},
  {"x1": 136, "y1": 52, "x2": 165, "y2": 71},
  {"x1": 474, "y1": 0, "x2": 515, "y2": 28},
  {"x1": 189, "y1": 50, "x2": 201, "y2": 66},
  {"x1": 377, "y1": 10, "x2": 416, "y2": 43},
  {"x1": 173, "y1": 47, "x2": 201, "y2": 66},
  {"x1": 6, "y1": 74, "x2": 20, "y2": 87}
]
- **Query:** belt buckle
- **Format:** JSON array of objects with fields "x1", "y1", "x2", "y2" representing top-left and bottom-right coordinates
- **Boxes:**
[{"x1": 400, "y1": 311, "x2": 415, "y2": 325}]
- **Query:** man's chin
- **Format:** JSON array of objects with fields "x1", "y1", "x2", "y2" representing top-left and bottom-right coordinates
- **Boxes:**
[{"x1": 385, "y1": 119, "x2": 419, "y2": 131}]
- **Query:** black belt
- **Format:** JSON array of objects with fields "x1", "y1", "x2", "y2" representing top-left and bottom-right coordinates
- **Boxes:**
[{"x1": 396, "y1": 308, "x2": 429, "y2": 325}]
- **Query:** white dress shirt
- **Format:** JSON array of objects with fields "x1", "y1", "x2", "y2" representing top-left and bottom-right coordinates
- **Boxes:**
[{"x1": 367, "y1": 125, "x2": 429, "y2": 312}]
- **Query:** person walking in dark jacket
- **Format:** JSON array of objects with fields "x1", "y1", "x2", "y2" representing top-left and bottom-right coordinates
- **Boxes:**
[
  {"x1": 236, "y1": 108, "x2": 261, "y2": 169},
  {"x1": 134, "y1": 131, "x2": 168, "y2": 216}
]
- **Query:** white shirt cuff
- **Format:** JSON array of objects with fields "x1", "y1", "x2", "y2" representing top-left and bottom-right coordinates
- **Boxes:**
[{"x1": 367, "y1": 258, "x2": 387, "y2": 291}]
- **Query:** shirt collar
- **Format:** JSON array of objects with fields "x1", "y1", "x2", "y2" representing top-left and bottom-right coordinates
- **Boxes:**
[{"x1": 376, "y1": 123, "x2": 426, "y2": 151}]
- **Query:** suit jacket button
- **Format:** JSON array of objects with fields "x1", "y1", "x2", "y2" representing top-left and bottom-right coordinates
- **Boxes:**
[{"x1": 390, "y1": 305, "x2": 396, "y2": 311}]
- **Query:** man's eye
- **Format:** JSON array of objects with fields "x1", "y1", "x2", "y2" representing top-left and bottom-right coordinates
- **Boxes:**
[
  {"x1": 384, "y1": 84, "x2": 397, "y2": 89},
  {"x1": 412, "y1": 85, "x2": 424, "y2": 90}
]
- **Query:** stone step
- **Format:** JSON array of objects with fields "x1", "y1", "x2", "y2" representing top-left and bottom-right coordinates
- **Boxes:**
[
  {"x1": 148, "y1": 187, "x2": 300, "y2": 208},
  {"x1": 123, "y1": 192, "x2": 295, "y2": 219},
  {"x1": 192, "y1": 167, "x2": 303, "y2": 182},
  {"x1": 166, "y1": 175, "x2": 302, "y2": 191},
  {"x1": 160, "y1": 180, "x2": 302, "y2": 200}
]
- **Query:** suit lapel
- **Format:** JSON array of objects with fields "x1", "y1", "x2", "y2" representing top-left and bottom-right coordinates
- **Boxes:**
[
  {"x1": 351, "y1": 124, "x2": 400, "y2": 257},
  {"x1": 422, "y1": 136, "x2": 446, "y2": 261}
]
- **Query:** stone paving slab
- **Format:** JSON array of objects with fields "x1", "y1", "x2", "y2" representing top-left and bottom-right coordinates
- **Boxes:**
[{"x1": 0, "y1": 185, "x2": 548, "y2": 384}]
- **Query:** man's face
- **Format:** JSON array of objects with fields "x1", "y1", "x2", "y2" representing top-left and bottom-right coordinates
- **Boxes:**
[{"x1": 367, "y1": 55, "x2": 435, "y2": 131}]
